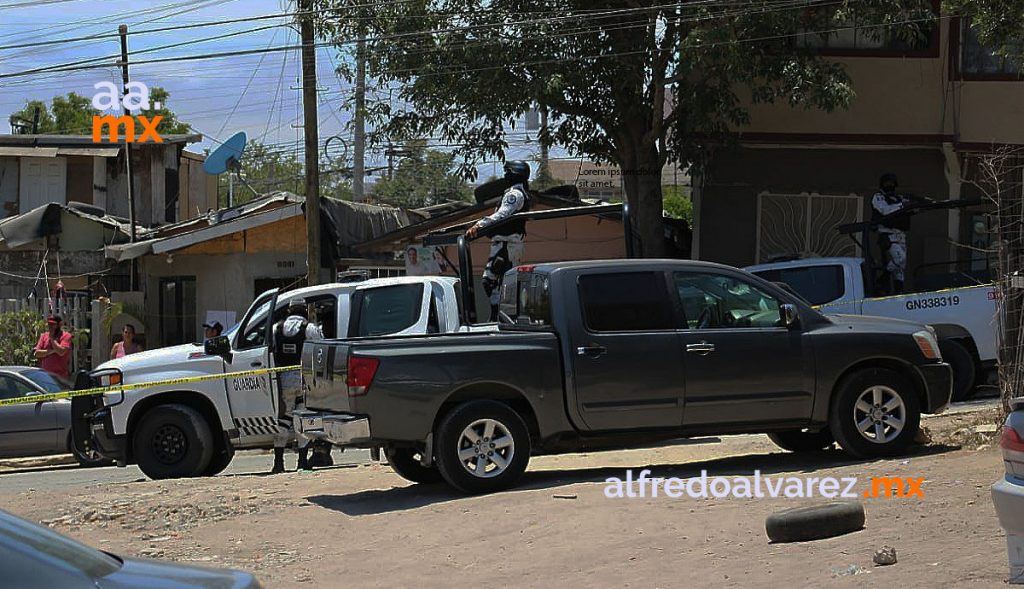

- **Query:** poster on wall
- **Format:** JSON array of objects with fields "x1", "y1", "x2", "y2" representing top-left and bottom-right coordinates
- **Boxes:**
[{"x1": 403, "y1": 246, "x2": 454, "y2": 276}]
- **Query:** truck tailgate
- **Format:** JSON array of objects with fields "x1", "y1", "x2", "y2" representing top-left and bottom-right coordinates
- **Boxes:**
[{"x1": 302, "y1": 339, "x2": 352, "y2": 412}]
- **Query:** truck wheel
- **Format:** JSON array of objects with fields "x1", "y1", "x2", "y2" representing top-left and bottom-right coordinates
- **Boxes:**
[
  {"x1": 434, "y1": 400, "x2": 531, "y2": 494},
  {"x1": 133, "y1": 404, "x2": 214, "y2": 479},
  {"x1": 385, "y1": 447, "x2": 442, "y2": 484},
  {"x1": 768, "y1": 428, "x2": 834, "y2": 453},
  {"x1": 829, "y1": 368, "x2": 920, "y2": 459},
  {"x1": 939, "y1": 340, "x2": 976, "y2": 402},
  {"x1": 202, "y1": 440, "x2": 235, "y2": 477}
]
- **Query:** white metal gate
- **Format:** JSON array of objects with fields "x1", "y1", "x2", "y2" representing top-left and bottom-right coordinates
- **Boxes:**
[{"x1": 756, "y1": 192, "x2": 862, "y2": 263}]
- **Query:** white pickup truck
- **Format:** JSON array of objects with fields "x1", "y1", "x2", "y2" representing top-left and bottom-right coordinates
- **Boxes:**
[
  {"x1": 746, "y1": 257, "x2": 997, "y2": 401},
  {"x1": 72, "y1": 276, "x2": 488, "y2": 479}
]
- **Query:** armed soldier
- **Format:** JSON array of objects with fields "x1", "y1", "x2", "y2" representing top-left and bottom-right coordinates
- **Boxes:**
[
  {"x1": 466, "y1": 160, "x2": 532, "y2": 319},
  {"x1": 270, "y1": 299, "x2": 322, "y2": 473}
]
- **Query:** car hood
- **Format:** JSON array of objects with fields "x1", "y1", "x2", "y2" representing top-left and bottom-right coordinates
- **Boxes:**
[
  {"x1": 97, "y1": 556, "x2": 259, "y2": 589},
  {"x1": 94, "y1": 343, "x2": 223, "y2": 379},
  {"x1": 825, "y1": 313, "x2": 926, "y2": 334}
]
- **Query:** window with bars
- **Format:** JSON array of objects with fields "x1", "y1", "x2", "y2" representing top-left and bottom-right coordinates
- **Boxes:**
[{"x1": 756, "y1": 193, "x2": 862, "y2": 263}]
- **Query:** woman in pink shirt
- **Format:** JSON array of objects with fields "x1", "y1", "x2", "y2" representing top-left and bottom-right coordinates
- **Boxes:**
[
  {"x1": 34, "y1": 315, "x2": 73, "y2": 381},
  {"x1": 110, "y1": 324, "x2": 143, "y2": 359}
]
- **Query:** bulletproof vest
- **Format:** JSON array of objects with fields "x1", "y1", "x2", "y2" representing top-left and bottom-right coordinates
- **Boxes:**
[
  {"x1": 492, "y1": 185, "x2": 532, "y2": 237},
  {"x1": 871, "y1": 193, "x2": 911, "y2": 231},
  {"x1": 274, "y1": 315, "x2": 308, "y2": 365}
]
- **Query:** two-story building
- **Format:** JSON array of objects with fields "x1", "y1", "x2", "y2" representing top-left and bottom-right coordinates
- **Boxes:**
[{"x1": 693, "y1": 10, "x2": 1020, "y2": 290}]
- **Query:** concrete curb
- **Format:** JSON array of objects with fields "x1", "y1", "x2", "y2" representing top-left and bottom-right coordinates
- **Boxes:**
[{"x1": 0, "y1": 454, "x2": 76, "y2": 469}]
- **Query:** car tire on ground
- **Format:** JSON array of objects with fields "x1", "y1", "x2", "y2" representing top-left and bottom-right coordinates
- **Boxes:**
[
  {"x1": 434, "y1": 400, "x2": 531, "y2": 494},
  {"x1": 829, "y1": 368, "x2": 921, "y2": 459},
  {"x1": 68, "y1": 433, "x2": 112, "y2": 468},
  {"x1": 201, "y1": 439, "x2": 235, "y2": 476},
  {"x1": 939, "y1": 339, "x2": 977, "y2": 402},
  {"x1": 385, "y1": 446, "x2": 442, "y2": 484},
  {"x1": 132, "y1": 404, "x2": 214, "y2": 479},
  {"x1": 765, "y1": 501, "x2": 865, "y2": 543},
  {"x1": 767, "y1": 428, "x2": 835, "y2": 453}
]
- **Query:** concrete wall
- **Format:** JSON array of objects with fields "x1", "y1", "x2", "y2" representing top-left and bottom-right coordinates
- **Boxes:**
[
  {"x1": 698, "y1": 147, "x2": 951, "y2": 285},
  {"x1": 141, "y1": 250, "x2": 307, "y2": 347}
]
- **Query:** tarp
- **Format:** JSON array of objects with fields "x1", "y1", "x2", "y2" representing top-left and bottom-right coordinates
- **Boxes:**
[
  {"x1": 318, "y1": 197, "x2": 427, "y2": 258},
  {"x1": 0, "y1": 202, "x2": 136, "y2": 248}
]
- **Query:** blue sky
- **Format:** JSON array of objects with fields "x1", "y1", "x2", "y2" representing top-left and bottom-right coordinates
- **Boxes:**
[{"x1": 0, "y1": 0, "x2": 549, "y2": 181}]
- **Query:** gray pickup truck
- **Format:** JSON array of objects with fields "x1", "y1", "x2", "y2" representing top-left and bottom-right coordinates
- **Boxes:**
[{"x1": 298, "y1": 259, "x2": 953, "y2": 493}]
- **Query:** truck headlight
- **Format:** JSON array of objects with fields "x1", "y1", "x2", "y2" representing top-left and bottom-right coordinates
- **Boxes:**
[{"x1": 913, "y1": 330, "x2": 941, "y2": 360}]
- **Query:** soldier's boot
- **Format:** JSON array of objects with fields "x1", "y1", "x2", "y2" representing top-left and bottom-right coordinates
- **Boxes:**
[
  {"x1": 311, "y1": 442, "x2": 334, "y2": 467},
  {"x1": 271, "y1": 447, "x2": 285, "y2": 474},
  {"x1": 297, "y1": 446, "x2": 310, "y2": 471}
]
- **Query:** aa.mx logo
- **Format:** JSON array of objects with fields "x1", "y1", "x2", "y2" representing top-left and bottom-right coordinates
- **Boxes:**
[
  {"x1": 90, "y1": 81, "x2": 163, "y2": 144},
  {"x1": 863, "y1": 476, "x2": 925, "y2": 498}
]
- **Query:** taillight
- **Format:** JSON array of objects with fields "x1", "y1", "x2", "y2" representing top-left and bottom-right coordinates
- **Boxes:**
[
  {"x1": 516, "y1": 265, "x2": 536, "y2": 273},
  {"x1": 1001, "y1": 426, "x2": 1024, "y2": 453},
  {"x1": 346, "y1": 356, "x2": 380, "y2": 397}
]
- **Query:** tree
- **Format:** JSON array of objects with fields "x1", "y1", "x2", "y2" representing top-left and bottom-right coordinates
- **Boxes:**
[
  {"x1": 946, "y1": 0, "x2": 1024, "y2": 62},
  {"x1": 662, "y1": 185, "x2": 692, "y2": 226},
  {"x1": 320, "y1": 0, "x2": 933, "y2": 255},
  {"x1": 8, "y1": 87, "x2": 191, "y2": 135},
  {"x1": 217, "y1": 140, "x2": 304, "y2": 206},
  {"x1": 370, "y1": 139, "x2": 472, "y2": 208}
]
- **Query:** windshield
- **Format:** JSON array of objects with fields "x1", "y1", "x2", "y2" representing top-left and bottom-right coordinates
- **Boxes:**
[
  {"x1": 20, "y1": 370, "x2": 65, "y2": 394},
  {"x1": 0, "y1": 510, "x2": 121, "y2": 578}
]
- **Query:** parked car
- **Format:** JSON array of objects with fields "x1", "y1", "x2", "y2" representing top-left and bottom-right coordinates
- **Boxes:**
[
  {"x1": 297, "y1": 259, "x2": 953, "y2": 493},
  {"x1": 992, "y1": 396, "x2": 1024, "y2": 584},
  {"x1": 0, "y1": 367, "x2": 108, "y2": 467},
  {"x1": 0, "y1": 508, "x2": 261, "y2": 588}
]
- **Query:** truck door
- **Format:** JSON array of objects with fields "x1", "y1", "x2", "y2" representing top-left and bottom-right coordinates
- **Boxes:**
[
  {"x1": 568, "y1": 271, "x2": 685, "y2": 431},
  {"x1": 673, "y1": 271, "x2": 814, "y2": 426},
  {"x1": 0, "y1": 375, "x2": 60, "y2": 457},
  {"x1": 225, "y1": 288, "x2": 280, "y2": 442}
]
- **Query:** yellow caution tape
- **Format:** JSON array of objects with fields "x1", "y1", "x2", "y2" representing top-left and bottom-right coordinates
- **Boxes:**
[
  {"x1": 0, "y1": 364, "x2": 301, "y2": 408},
  {"x1": 813, "y1": 283, "x2": 997, "y2": 311}
]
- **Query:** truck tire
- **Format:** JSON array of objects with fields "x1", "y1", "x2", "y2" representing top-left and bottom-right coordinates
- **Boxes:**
[
  {"x1": 829, "y1": 368, "x2": 920, "y2": 459},
  {"x1": 765, "y1": 501, "x2": 865, "y2": 543},
  {"x1": 434, "y1": 400, "x2": 531, "y2": 494},
  {"x1": 767, "y1": 428, "x2": 834, "y2": 453},
  {"x1": 133, "y1": 404, "x2": 215, "y2": 480},
  {"x1": 202, "y1": 440, "x2": 235, "y2": 476},
  {"x1": 939, "y1": 340, "x2": 977, "y2": 402},
  {"x1": 385, "y1": 447, "x2": 442, "y2": 484}
]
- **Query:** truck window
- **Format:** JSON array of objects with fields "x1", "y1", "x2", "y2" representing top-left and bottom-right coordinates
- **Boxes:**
[
  {"x1": 675, "y1": 272, "x2": 782, "y2": 329},
  {"x1": 237, "y1": 299, "x2": 273, "y2": 349},
  {"x1": 500, "y1": 271, "x2": 552, "y2": 325},
  {"x1": 578, "y1": 272, "x2": 674, "y2": 332},
  {"x1": 352, "y1": 284, "x2": 424, "y2": 337},
  {"x1": 751, "y1": 265, "x2": 845, "y2": 306}
]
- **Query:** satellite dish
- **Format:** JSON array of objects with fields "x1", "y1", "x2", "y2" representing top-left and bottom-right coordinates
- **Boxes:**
[
  {"x1": 203, "y1": 131, "x2": 247, "y2": 175},
  {"x1": 203, "y1": 132, "x2": 257, "y2": 206}
]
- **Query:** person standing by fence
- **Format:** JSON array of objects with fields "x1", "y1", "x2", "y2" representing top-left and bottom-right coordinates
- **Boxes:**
[
  {"x1": 110, "y1": 324, "x2": 143, "y2": 360},
  {"x1": 34, "y1": 314, "x2": 72, "y2": 382}
]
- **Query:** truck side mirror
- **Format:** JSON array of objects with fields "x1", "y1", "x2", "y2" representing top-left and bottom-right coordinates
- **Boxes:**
[
  {"x1": 205, "y1": 335, "x2": 232, "y2": 359},
  {"x1": 780, "y1": 304, "x2": 800, "y2": 329}
]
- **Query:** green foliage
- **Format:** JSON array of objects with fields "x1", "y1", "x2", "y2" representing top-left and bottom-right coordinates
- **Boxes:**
[
  {"x1": 0, "y1": 311, "x2": 46, "y2": 366},
  {"x1": 101, "y1": 301, "x2": 147, "y2": 336},
  {"x1": 662, "y1": 185, "x2": 692, "y2": 225},
  {"x1": 9, "y1": 87, "x2": 192, "y2": 136},
  {"x1": 219, "y1": 140, "x2": 304, "y2": 205},
  {"x1": 140, "y1": 87, "x2": 193, "y2": 135},
  {"x1": 319, "y1": 0, "x2": 933, "y2": 254},
  {"x1": 369, "y1": 140, "x2": 472, "y2": 208},
  {"x1": 945, "y1": 0, "x2": 1024, "y2": 63}
]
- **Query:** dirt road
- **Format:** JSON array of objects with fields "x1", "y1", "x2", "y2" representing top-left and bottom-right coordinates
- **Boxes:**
[{"x1": 0, "y1": 406, "x2": 1010, "y2": 588}]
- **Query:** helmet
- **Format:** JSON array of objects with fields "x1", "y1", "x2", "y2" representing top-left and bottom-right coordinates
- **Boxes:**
[
  {"x1": 879, "y1": 172, "x2": 898, "y2": 189},
  {"x1": 503, "y1": 160, "x2": 530, "y2": 182},
  {"x1": 287, "y1": 298, "x2": 307, "y2": 314}
]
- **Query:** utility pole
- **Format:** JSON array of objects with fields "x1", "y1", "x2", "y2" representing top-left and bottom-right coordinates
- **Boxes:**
[
  {"x1": 540, "y1": 107, "x2": 549, "y2": 176},
  {"x1": 352, "y1": 37, "x2": 366, "y2": 201},
  {"x1": 299, "y1": 0, "x2": 321, "y2": 285},
  {"x1": 118, "y1": 24, "x2": 139, "y2": 290},
  {"x1": 31, "y1": 106, "x2": 40, "y2": 134}
]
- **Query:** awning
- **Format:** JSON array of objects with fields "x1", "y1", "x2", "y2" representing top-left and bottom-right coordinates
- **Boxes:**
[
  {"x1": 105, "y1": 240, "x2": 156, "y2": 262},
  {"x1": 56, "y1": 147, "x2": 121, "y2": 157},
  {"x1": 0, "y1": 146, "x2": 58, "y2": 157}
]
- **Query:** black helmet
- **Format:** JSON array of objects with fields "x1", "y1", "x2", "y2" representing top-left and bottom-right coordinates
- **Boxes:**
[
  {"x1": 879, "y1": 172, "x2": 898, "y2": 189},
  {"x1": 503, "y1": 160, "x2": 530, "y2": 182}
]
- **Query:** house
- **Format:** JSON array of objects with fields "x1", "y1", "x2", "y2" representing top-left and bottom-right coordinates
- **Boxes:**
[
  {"x1": 0, "y1": 134, "x2": 215, "y2": 226},
  {"x1": 106, "y1": 193, "x2": 421, "y2": 346},
  {"x1": 692, "y1": 8, "x2": 1021, "y2": 291}
]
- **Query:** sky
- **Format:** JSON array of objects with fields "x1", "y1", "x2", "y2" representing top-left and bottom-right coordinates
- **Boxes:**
[{"x1": 0, "y1": 0, "x2": 545, "y2": 182}]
